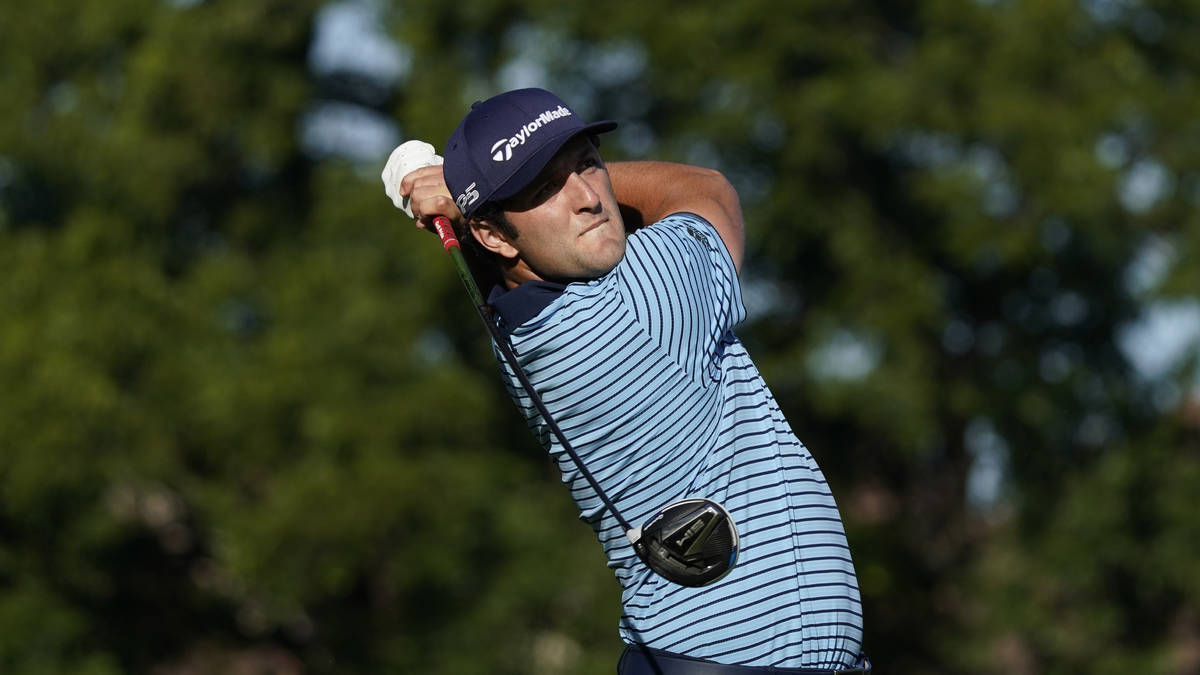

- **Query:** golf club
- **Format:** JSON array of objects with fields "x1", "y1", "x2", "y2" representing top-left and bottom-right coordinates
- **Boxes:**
[{"x1": 388, "y1": 142, "x2": 739, "y2": 587}]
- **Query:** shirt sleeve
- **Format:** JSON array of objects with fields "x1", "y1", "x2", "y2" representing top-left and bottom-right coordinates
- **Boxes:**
[{"x1": 615, "y1": 212, "x2": 746, "y2": 384}]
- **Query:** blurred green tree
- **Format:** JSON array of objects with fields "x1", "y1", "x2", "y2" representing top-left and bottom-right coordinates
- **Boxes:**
[{"x1": 2, "y1": 1, "x2": 619, "y2": 673}]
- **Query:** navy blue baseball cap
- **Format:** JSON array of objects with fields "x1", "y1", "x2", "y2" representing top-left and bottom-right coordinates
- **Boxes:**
[{"x1": 443, "y1": 88, "x2": 617, "y2": 219}]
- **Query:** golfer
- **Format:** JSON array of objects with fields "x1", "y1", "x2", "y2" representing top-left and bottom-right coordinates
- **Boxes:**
[{"x1": 396, "y1": 88, "x2": 868, "y2": 674}]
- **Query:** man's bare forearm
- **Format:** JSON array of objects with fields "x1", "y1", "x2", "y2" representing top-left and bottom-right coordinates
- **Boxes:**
[{"x1": 608, "y1": 161, "x2": 745, "y2": 273}]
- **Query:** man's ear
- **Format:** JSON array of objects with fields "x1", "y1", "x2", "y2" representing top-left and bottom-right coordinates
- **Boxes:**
[{"x1": 469, "y1": 219, "x2": 519, "y2": 259}]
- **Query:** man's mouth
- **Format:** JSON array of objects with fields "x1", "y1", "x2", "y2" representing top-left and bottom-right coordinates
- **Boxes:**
[{"x1": 581, "y1": 217, "x2": 609, "y2": 234}]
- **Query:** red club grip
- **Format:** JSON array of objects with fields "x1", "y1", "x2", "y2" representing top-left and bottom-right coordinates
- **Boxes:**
[{"x1": 431, "y1": 216, "x2": 459, "y2": 252}]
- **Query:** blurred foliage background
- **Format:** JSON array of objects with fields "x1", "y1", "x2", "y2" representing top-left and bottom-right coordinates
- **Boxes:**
[{"x1": 2, "y1": 0, "x2": 1199, "y2": 673}]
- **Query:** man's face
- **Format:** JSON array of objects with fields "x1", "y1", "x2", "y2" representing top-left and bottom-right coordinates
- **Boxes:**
[{"x1": 494, "y1": 136, "x2": 626, "y2": 284}]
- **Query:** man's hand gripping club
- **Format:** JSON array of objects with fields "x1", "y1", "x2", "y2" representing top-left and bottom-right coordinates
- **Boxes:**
[{"x1": 381, "y1": 140, "x2": 462, "y2": 245}]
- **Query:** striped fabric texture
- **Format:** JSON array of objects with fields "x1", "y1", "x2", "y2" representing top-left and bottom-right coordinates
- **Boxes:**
[{"x1": 493, "y1": 213, "x2": 863, "y2": 669}]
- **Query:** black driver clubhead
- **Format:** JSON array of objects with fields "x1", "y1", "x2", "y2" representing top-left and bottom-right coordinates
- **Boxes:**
[{"x1": 629, "y1": 498, "x2": 739, "y2": 587}]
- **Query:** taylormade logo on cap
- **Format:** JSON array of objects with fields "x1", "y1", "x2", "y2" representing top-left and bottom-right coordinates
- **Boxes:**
[{"x1": 489, "y1": 105, "x2": 573, "y2": 162}]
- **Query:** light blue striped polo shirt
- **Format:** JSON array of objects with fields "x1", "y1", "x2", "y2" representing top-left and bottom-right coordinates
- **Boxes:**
[{"x1": 488, "y1": 212, "x2": 863, "y2": 669}]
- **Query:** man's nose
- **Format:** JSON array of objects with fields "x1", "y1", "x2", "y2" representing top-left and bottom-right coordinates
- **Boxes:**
[{"x1": 564, "y1": 171, "x2": 601, "y2": 212}]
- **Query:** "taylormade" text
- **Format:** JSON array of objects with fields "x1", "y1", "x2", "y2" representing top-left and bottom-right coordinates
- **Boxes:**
[{"x1": 489, "y1": 105, "x2": 572, "y2": 162}]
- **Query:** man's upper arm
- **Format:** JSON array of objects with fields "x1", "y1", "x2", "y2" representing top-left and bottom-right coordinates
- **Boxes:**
[
  {"x1": 608, "y1": 161, "x2": 745, "y2": 273},
  {"x1": 618, "y1": 214, "x2": 746, "y2": 382}
]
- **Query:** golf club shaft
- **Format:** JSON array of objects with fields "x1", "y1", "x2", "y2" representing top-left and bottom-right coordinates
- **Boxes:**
[{"x1": 430, "y1": 216, "x2": 636, "y2": 534}]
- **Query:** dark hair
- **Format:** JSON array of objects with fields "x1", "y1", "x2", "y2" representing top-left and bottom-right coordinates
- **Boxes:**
[{"x1": 454, "y1": 201, "x2": 516, "y2": 293}]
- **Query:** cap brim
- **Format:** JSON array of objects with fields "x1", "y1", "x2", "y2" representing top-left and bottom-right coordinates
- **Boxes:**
[{"x1": 488, "y1": 120, "x2": 618, "y2": 204}]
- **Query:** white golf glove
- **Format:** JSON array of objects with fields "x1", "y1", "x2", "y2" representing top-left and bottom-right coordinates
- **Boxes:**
[{"x1": 381, "y1": 140, "x2": 444, "y2": 219}]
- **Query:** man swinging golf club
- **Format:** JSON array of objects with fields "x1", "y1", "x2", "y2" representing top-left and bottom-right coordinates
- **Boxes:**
[{"x1": 384, "y1": 88, "x2": 869, "y2": 673}]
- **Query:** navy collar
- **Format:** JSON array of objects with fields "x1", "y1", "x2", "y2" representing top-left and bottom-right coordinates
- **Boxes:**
[{"x1": 487, "y1": 280, "x2": 568, "y2": 337}]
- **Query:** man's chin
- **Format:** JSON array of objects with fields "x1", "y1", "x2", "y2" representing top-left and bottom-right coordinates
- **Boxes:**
[{"x1": 591, "y1": 240, "x2": 627, "y2": 277}]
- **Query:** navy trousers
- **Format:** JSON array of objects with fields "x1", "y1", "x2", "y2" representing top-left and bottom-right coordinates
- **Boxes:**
[{"x1": 618, "y1": 645, "x2": 873, "y2": 675}]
